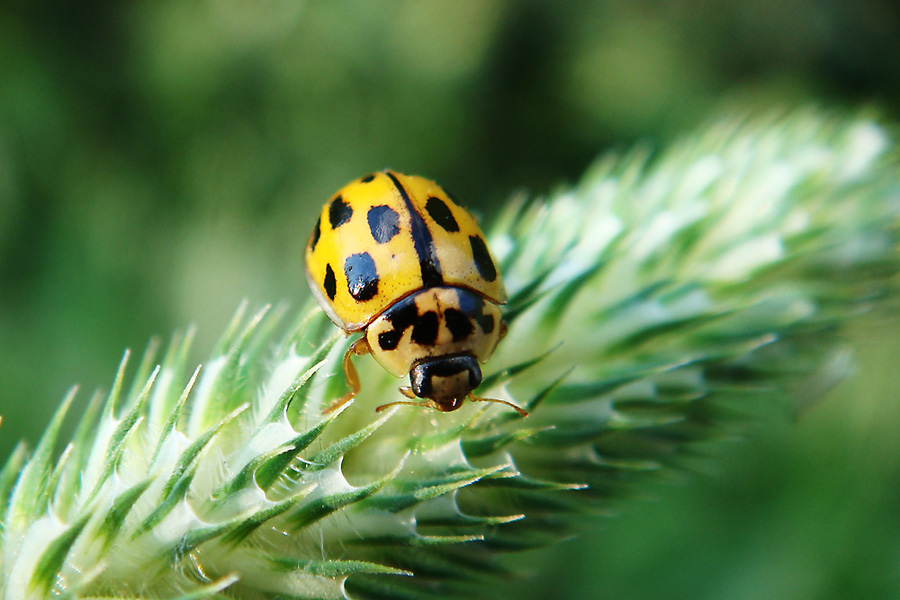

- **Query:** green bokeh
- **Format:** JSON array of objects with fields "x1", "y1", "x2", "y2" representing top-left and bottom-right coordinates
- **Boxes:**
[{"x1": 1, "y1": 2, "x2": 898, "y2": 598}]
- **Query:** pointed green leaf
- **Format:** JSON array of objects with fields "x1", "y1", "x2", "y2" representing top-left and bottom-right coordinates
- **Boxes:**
[
  {"x1": 8, "y1": 386, "x2": 76, "y2": 527},
  {"x1": 591, "y1": 280, "x2": 673, "y2": 324},
  {"x1": 281, "y1": 302, "x2": 335, "y2": 356},
  {"x1": 160, "y1": 574, "x2": 240, "y2": 600},
  {"x1": 363, "y1": 465, "x2": 512, "y2": 513},
  {"x1": 28, "y1": 513, "x2": 90, "y2": 595},
  {"x1": 289, "y1": 459, "x2": 406, "y2": 530},
  {"x1": 123, "y1": 338, "x2": 160, "y2": 413},
  {"x1": 85, "y1": 367, "x2": 158, "y2": 505},
  {"x1": 99, "y1": 479, "x2": 154, "y2": 551},
  {"x1": 461, "y1": 427, "x2": 546, "y2": 458},
  {"x1": 210, "y1": 445, "x2": 293, "y2": 502},
  {"x1": 301, "y1": 409, "x2": 396, "y2": 471},
  {"x1": 289, "y1": 483, "x2": 380, "y2": 531},
  {"x1": 0, "y1": 442, "x2": 27, "y2": 511},
  {"x1": 476, "y1": 474, "x2": 587, "y2": 492},
  {"x1": 162, "y1": 404, "x2": 248, "y2": 497},
  {"x1": 258, "y1": 357, "x2": 327, "y2": 428},
  {"x1": 132, "y1": 464, "x2": 198, "y2": 539},
  {"x1": 149, "y1": 365, "x2": 201, "y2": 470},
  {"x1": 104, "y1": 350, "x2": 131, "y2": 418},
  {"x1": 480, "y1": 344, "x2": 559, "y2": 390},
  {"x1": 350, "y1": 534, "x2": 483, "y2": 547},
  {"x1": 199, "y1": 348, "x2": 245, "y2": 430},
  {"x1": 603, "y1": 311, "x2": 732, "y2": 356},
  {"x1": 415, "y1": 512, "x2": 525, "y2": 529},
  {"x1": 70, "y1": 389, "x2": 105, "y2": 472},
  {"x1": 254, "y1": 415, "x2": 338, "y2": 491},
  {"x1": 166, "y1": 517, "x2": 245, "y2": 562},
  {"x1": 406, "y1": 413, "x2": 481, "y2": 453},
  {"x1": 41, "y1": 443, "x2": 73, "y2": 515},
  {"x1": 55, "y1": 389, "x2": 105, "y2": 516},
  {"x1": 482, "y1": 370, "x2": 573, "y2": 430},
  {"x1": 549, "y1": 359, "x2": 678, "y2": 404},
  {"x1": 503, "y1": 266, "x2": 556, "y2": 325},
  {"x1": 373, "y1": 543, "x2": 509, "y2": 581},
  {"x1": 267, "y1": 557, "x2": 410, "y2": 578},
  {"x1": 212, "y1": 299, "x2": 249, "y2": 357},
  {"x1": 220, "y1": 489, "x2": 313, "y2": 547},
  {"x1": 234, "y1": 303, "x2": 273, "y2": 353},
  {"x1": 148, "y1": 326, "x2": 197, "y2": 428},
  {"x1": 539, "y1": 262, "x2": 605, "y2": 329}
]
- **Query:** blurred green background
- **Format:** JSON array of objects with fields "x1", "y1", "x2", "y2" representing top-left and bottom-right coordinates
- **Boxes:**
[{"x1": 2, "y1": 1, "x2": 899, "y2": 598}]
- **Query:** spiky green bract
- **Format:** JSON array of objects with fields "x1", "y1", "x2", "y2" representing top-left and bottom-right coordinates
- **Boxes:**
[{"x1": 1, "y1": 109, "x2": 898, "y2": 599}]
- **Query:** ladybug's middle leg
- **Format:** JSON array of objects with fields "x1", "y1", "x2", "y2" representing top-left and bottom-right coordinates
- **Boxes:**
[{"x1": 323, "y1": 336, "x2": 371, "y2": 413}]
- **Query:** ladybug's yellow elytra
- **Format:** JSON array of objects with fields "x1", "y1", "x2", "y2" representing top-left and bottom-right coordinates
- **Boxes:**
[{"x1": 304, "y1": 170, "x2": 526, "y2": 416}]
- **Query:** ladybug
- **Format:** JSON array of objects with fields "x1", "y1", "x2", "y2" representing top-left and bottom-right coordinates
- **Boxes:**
[{"x1": 305, "y1": 170, "x2": 527, "y2": 416}]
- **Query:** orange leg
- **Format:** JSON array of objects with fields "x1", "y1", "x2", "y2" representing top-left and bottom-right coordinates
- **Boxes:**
[{"x1": 323, "y1": 337, "x2": 371, "y2": 414}]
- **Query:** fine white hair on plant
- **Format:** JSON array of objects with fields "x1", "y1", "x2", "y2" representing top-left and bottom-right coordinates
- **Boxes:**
[{"x1": 1, "y1": 109, "x2": 898, "y2": 600}]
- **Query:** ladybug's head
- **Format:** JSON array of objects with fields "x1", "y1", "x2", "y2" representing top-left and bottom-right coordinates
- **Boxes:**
[{"x1": 409, "y1": 354, "x2": 482, "y2": 412}]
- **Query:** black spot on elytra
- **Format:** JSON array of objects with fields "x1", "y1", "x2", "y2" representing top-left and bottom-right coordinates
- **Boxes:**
[
  {"x1": 469, "y1": 235, "x2": 497, "y2": 282},
  {"x1": 445, "y1": 308, "x2": 474, "y2": 341},
  {"x1": 411, "y1": 311, "x2": 439, "y2": 346},
  {"x1": 344, "y1": 252, "x2": 379, "y2": 301},
  {"x1": 361, "y1": 174, "x2": 376, "y2": 183},
  {"x1": 425, "y1": 196, "x2": 459, "y2": 233},
  {"x1": 329, "y1": 195, "x2": 353, "y2": 229},
  {"x1": 367, "y1": 205, "x2": 401, "y2": 244},
  {"x1": 323, "y1": 264, "x2": 336, "y2": 300},
  {"x1": 310, "y1": 216, "x2": 321, "y2": 251}
]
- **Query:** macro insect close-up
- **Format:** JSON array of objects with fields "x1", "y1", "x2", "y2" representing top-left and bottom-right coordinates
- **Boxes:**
[
  {"x1": 2, "y1": 4, "x2": 900, "y2": 600},
  {"x1": 304, "y1": 170, "x2": 527, "y2": 416}
]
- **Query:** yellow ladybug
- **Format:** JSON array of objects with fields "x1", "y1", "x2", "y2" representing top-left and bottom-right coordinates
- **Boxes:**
[{"x1": 305, "y1": 170, "x2": 527, "y2": 416}]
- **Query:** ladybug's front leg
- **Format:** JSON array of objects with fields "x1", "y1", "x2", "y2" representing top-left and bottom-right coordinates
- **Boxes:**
[{"x1": 323, "y1": 336, "x2": 371, "y2": 413}]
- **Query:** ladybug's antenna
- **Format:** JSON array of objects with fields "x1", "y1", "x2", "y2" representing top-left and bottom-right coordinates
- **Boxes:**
[
  {"x1": 469, "y1": 394, "x2": 529, "y2": 417},
  {"x1": 374, "y1": 394, "x2": 528, "y2": 417},
  {"x1": 375, "y1": 400, "x2": 436, "y2": 412}
]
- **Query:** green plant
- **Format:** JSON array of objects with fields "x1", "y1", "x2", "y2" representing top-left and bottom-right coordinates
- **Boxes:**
[{"x1": 2, "y1": 108, "x2": 897, "y2": 599}]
